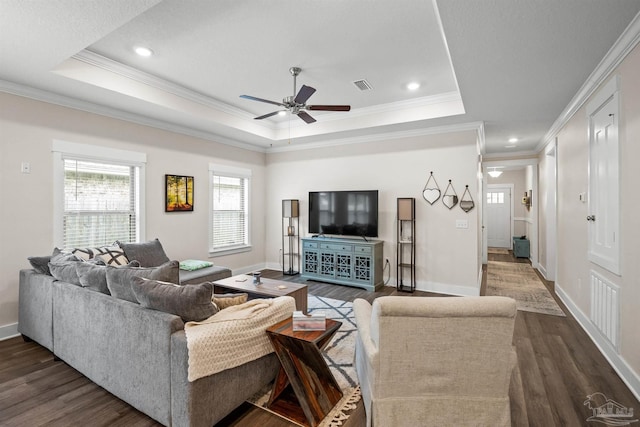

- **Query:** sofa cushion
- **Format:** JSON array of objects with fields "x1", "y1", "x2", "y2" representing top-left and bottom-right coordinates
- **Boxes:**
[
  {"x1": 179, "y1": 265, "x2": 232, "y2": 285},
  {"x1": 106, "y1": 260, "x2": 179, "y2": 303},
  {"x1": 76, "y1": 260, "x2": 141, "y2": 294},
  {"x1": 132, "y1": 277, "x2": 217, "y2": 322},
  {"x1": 212, "y1": 293, "x2": 248, "y2": 310},
  {"x1": 118, "y1": 238, "x2": 170, "y2": 267}
]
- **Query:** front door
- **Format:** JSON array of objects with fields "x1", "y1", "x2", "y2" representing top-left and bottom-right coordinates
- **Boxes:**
[{"x1": 486, "y1": 186, "x2": 512, "y2": 248}]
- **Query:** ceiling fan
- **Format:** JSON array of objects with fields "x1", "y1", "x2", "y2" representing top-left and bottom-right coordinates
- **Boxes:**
[{"x1": 240, "y1": 67, "x2": 351, "y2": 124}]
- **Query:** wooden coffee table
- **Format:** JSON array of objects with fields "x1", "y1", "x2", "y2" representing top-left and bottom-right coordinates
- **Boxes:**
[
  {"x1": 213, "y1": 275, "x2": 308, "y2": 313},
  {"x1": 266, "y1": 317, "x2": 343, "y2": 427}
]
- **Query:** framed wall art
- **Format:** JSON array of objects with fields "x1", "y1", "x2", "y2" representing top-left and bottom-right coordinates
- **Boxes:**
[{"x1": 165, "y1": 174, "x2": 194, "y2": 212}]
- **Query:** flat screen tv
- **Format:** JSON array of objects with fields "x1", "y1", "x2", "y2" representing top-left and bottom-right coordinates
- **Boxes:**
[{"x1": 308, "y1": 190, "x2": 378, "y2": 237}]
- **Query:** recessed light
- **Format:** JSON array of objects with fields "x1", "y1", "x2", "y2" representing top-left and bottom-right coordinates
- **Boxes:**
[
  {"x1": 407, "y1": 82, "x2": 420, "y2": 91},
  {"x1": 508, "y1": 137, "x2": 518, "y2": 143},
  {"x1": 134, "y1": 46, "x2": 153, "y2": 57}
]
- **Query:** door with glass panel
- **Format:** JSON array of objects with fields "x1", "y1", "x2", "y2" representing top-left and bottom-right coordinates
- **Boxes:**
[{"x1": 486, "y1": 187, "x2": 512, "y2": 248}]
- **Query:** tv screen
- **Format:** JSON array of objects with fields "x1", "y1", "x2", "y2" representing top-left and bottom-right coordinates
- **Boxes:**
[{"x1": 308, "y1": 190, "x2": 378, "y2": 237}]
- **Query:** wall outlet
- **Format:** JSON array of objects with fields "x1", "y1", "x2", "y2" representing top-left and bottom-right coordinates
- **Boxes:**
[{"x1": 21, "y1": 161, "x2": 31, "y2": 174}]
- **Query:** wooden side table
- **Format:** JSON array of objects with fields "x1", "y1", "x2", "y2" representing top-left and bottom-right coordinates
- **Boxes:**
[{"x1": 266, "y1": 317, "x2": 343, "y2": 427}]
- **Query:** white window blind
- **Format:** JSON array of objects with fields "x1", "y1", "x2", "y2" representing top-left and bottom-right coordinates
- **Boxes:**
[
  {"x1": 210, "y1": 166, "x2": 250, "y2": 253},
  {"x1": 63, "y1": 158, "x2": 139, "y2": 248},
  {"x1": 53, "y1": 140, "x2": 146, "y2": 249}
]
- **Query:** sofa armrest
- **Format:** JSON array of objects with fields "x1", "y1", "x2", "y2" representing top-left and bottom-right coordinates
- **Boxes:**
[
  {"x1": 18, "y1": 269, "x2": 55, "y2": 351},
  {"x1": 354, "y1": 298, "x2": 379, "y2": 363}
]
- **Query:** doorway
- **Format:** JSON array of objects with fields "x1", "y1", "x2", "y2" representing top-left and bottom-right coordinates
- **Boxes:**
[{"x1": 486, "y1": 185, "x2": 513, "y2": 248}]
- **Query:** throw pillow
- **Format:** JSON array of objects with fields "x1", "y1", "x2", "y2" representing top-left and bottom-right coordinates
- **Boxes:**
[
  {"x1": 106, "y1": 260, "x2": 179, "y2": 303},
  {"x1": 28, "y1": 255, "x2": 52, "y2": 275},
  {"x1": 69, "y1": 246, "x2": 130, "y2": 265},
  {"x1": 76, "y1": 260, "x2": 141, "y2": 294},
  {"x1": 132, "y1": 277, "x2": 217, "y2": 322},
  {"x1": 212, "y1": 293, "x2": 248, "y2": 310},
  {"x1": 179, "y1": 259, "x2": 214, "y2": 271},
  {"x1": 48, "y1": 261, "x2": 82, "y2": 286},
  {"x1": 118, "y1": 238, "x2": 170, "y2": 267}
]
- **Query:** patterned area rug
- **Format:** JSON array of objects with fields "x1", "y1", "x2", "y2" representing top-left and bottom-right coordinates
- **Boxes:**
[
  {"x1": 248, "y1": 295, "x2": 361, "y2": 426},
  {"x1": 487, "y1": 261, "x2": 565, "y2": 317}
]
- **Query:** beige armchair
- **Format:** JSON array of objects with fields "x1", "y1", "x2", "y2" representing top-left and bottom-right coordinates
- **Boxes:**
[{"x1": 353, "y1": 296, "x2": 517, "y2": 427}]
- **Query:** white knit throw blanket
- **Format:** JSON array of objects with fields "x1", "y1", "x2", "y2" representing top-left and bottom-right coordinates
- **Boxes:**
[{"x1": 184, "y1": 296, "x2": 295, "y2": 382}]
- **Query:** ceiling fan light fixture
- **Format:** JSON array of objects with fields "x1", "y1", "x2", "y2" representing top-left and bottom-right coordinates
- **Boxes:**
[{"x1": 277, "y1": 111, "x2": 287, "y2": 116}]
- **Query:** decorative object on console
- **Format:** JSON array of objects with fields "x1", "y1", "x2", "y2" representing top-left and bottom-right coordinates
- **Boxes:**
[
  {"x1": 396, "y1": 198, "x2": 416, "y2": 293},
  {"x1": 165, "y1": 174, "x2": 194, "y2": 212},
  {"x1": 422, "y1": 171, "x2": 441, "y2": 205},
  {"x1": 459, "y1": 185, "x2": 475, "y2": 212},
  {"x1": 442, "y1": 179, "x2": 459, "y2": 209},
  {"x1": 282, "y1": 199, "x2": 300, "y2": 275}
]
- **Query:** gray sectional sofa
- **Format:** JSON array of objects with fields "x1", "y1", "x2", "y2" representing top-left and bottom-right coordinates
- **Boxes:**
[{"x1": 18, "y1": 240, "x2": 280, "y2": 427}]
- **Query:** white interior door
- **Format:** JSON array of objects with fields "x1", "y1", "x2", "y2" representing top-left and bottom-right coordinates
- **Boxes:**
[
  {"x1": 486, "y1": 186, "x2": 512, "y2": 248},
  {"x1": 588, "y1": 83, "x2": 620, "y2": 275}
]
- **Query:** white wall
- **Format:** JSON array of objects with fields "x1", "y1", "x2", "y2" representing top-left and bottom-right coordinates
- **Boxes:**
[
  {"x1": 553, "y1": 42, "x2": 640, "y2": 395},
  {"x1": 0, "y1": 92, "x2": 268, "y2": 330},
  {"x1": 265, "y1": 131, "x2": 481, "y2": 296}
]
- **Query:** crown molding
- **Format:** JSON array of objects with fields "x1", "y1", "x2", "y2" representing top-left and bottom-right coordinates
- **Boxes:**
[
  {"x1": 0, "y1": 79, "x2": 267, "y2": 153},
  {"x1": 74, "y1": 50, "x2": 256, "y2": 121},
  {"x1": 267, "y1": 121, "x2": 484, "y2": 153},
  {"x1": 536, "y1": 11, "x2": 640, "y2": 152}
]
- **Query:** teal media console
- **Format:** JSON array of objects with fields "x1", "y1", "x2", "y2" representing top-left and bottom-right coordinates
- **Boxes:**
[{"x1": 301, "y1": 237, "x2": 384, "y2": 291}]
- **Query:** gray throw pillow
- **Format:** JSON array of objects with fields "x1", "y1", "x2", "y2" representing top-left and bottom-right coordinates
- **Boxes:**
[
  {"x1": 106, "y1": 260, "x2": 179, "y2": 303},
  {"x1": 76, "y1": 260, "x2": 141, "y2": 294},
  {"x1": 117, "y1": 238, "x2": 170, "y2": 267},
  {"x1": 48, "y1": 261, "x2": 82, "y2": 286},
  {"x1": 28, "y1": 255, "x2": 52, "y2": 275},
  {"x1": 132, "y1": 277, "x2": 217, "y2": 322}
]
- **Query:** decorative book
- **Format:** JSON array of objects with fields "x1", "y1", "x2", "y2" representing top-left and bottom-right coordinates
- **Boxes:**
[{"x1": 292, "y1": 310, "x2": 326, "y2": 331}]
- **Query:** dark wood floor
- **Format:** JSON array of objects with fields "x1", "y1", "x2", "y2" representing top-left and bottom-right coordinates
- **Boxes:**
[{"x1": 1, "y1": 251, "x2": 638, "y2": 426}]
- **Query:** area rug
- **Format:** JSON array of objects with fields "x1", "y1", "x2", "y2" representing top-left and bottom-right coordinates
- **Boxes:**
[
  {"x1": 486, "y1": 260, "x2": 565, "y2": 317},
  {"x1": 488, "y1": 247, "x2": 510, "y2": 255},
  {"x1": 248, "y1": 295, "x2": 361, "y2": 426}
]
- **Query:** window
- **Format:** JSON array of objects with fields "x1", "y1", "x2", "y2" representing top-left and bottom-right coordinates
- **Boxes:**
[
  {"x1": 210, "y1": 164, "x2": 251, "y2": 255},
  {"x1": 53, "y1": 141, "x2": 146, "y2": 248}
]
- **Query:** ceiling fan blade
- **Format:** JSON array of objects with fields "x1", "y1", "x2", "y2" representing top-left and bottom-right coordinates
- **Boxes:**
[
  {"x1": 307, "y1": 105, "x2": 351, "y2": 111},
  {"x1": 254, "y1": 111, "x2": 283, "y2": 120},
  {"x1": 294, "y1": 85, "x2": 316, "y2": 104},
  {"x1": 297, "y1": 111, "x2": 317, "y2": 124},
  {"x1": 240, "y1": 95, "x2": 285, "y2": 107}
]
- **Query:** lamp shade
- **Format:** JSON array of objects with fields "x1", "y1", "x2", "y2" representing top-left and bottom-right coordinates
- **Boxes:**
[{"x1": 282, "y1": 199, "x2": 299, "y2": 218}]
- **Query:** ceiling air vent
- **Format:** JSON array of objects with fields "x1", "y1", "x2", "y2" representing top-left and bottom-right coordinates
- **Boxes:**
[{"x1": 353, "y1": 79, "x2": 373, "y2": 91}]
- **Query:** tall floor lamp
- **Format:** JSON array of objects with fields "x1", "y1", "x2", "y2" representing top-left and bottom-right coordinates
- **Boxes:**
[{"x1": 282, "y1": 199, "x2": 300, "y2": 275}]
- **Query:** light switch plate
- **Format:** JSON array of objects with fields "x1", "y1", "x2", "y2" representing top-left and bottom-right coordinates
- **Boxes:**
[{"x1": 455, "y1": 219, "x2": 468, "y2": 229}]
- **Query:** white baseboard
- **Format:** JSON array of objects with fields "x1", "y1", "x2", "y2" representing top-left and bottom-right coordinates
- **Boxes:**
[
  {"x1": 234, "y1": 263, "x2": 270, "y2": 275},
  {"x1": 0, "y1": 322, "x2": 19, "y2": 341},
  {"x1": 556, "y1": 283, "x2": 640, "y2": 401},
  {"x1": 537, "y1": 264, "x2": 548, "y2": 280}
]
